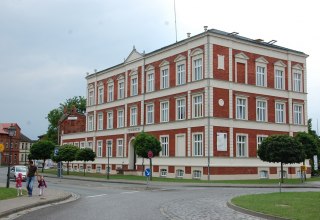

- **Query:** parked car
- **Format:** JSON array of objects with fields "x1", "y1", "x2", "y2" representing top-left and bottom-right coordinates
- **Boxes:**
[{"x1": 9, "y1": 165, "x2": 27, "y2": 181}]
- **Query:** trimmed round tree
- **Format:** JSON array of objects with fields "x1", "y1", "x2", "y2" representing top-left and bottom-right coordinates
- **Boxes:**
[
  {"x1": 29, "y1": 140, "x2": 55, "y2": 173},
  {"x1": 75, "y1": 148, "x2": 96, "y2": 176},
  {"x1": 258, "y1": 134, "x2": 304, "y2": 183}
]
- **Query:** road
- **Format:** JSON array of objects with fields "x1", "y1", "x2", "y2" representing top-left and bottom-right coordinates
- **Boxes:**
[{"x1": 0, "y1": 167, "x2": 318, "y2": 220}]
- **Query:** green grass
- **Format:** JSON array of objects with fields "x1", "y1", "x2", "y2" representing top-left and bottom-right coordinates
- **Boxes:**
[
  {"x1": 0, "y1": 187, "x2": 19, "y2": 200},
  {"x1": 41, "y1": 168, "x2": 320, "y2": 184},
  {"x1": 232, "y1": 192, "x2": 320, "y2": 220}
]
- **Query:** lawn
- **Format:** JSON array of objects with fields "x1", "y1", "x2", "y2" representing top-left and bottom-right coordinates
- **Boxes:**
[
  {"x1": 0, "y1": 187, "x2": 19, "y2": 200},
  {"x1": 231, "y1": 192, "x2": 320, "y2": 220},
  {"x1": 42, "y1": 168, "x2": 320, "y2": 184}
]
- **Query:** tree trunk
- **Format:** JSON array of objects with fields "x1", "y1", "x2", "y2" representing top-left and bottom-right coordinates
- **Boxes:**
[
  {"x1": 67, "y1": 161, "x2": 70, "y2": 175},
  {"x1": 83, "y1": 162, "x2": 86, "y2": 176},
  {"x1": 281, "y1": 162, "x2": 284, "y2": 183}
]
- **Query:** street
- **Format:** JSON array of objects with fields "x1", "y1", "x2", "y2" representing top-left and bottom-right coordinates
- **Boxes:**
[{"x1": 0, "y1": 167, "x2": 318, "y2": 220}]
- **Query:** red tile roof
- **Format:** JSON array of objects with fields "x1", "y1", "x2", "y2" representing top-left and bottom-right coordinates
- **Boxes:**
[{"x1": 0, "y1": 123, "x2": 19, "y2": 134}]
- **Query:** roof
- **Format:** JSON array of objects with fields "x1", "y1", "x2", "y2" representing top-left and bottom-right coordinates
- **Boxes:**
[
  {"x1": 86, "y1": 28, "x2": 307, "y2": 79},
  {"x1": 0, "y1": 123, "x2": 19, "y2": 135},
  {"x1": 20, "y1": 133, "x2": 33, "y2": 142}
]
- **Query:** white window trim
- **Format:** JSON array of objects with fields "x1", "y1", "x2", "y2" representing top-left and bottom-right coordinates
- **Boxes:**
[
  {"x1": 191, "y1": 49, "x2": 203, "y2": 81},
  {"x1": 97, "y1": 140, "x2": 103, "y2": 158},
  {"x1": 117, "y1": 109, "x2": 124, "y2": 128},
  {"x1": 217, "y1": 54, "x2": 225, "y2": 70},
  {"x1": 160, "y1": 135, "x2": 169, "y2": 157},
  {"x1": 88, "y1": 85, "x2": 95, "y2": 106},
  {"x1": 107, "y1": 111, "x2": 113, "y2": 129},
  {"x1": 292, "y1": 68, "x2": 303, "y2": 92},
  {"x1": 160, "y1": 61, "x2": 170, "y2": 89},
  {"x1": 256, "y1": 135, "x2": 268, "y2": 152},
  {"x1": 293, "y1": 103, "x2": 303, "y2": 125},
  {"x1": 118, "y1": 77, "x2": 125, "y2": 100},
  {"x1": 106, "y1": 140, "x2": 113, "y2": 158},
  {"x1": 176, "y1": 169, "x2": 184, "y2": 178},
  {"x1": 116, "y1": 138, "x2": 124, "y2": 157},
  {"x1": 97, "y1": 112, "x2": 103, "y2": 130},
  {"x1": 87, "y1": 114, "x2": 94, "y2": 131},
  {"x1": 130, "y1": 106, "x2": 138, "y2": 126},
  {"x1": 108, "y1": 81, "x2": 114, "y2": 102},
  {"x1": 146, "y1": 71, "x2": 155, "y2": 92},
  {"x1": 275, "y1": 102, "x2": 286, "y2": 124},
  {"x1": 160, "y1": 169, "x2": 167, "y2": 177},
  {"x1": 176, "y1": 98, "x2": 186, "y2": 120},
  {"x1": 256, "y1": 99, "x2": 268, "y2": 122},
  {"x1": 192, "y1": 132, "x2": 203, "y2": 157},
  {"x1": 236, "y1": 96, "x2": 248, "y2": 120},
  {"x1": 160, "y1": 101, "x2": 169, "y2": 123},
  {"x1": 236, "y1": 133, "x2": 248, "y2": 157},
  {"x1": 146, "y1": 103, "x2": 154, "y2": 124},
  {"x1": 97, "y1": 85, "x2": 104, "y2": 104},
  {"x1": 234, "y1": 52, "x2": 249, "y2": 84},
  {"x1": 192, "y1": 94, "x2": 203, "y2": 118},
  {"x1": 193, "y1": 170, "x2": 201, "y2": 179},
  {"x1": 130, "y1": 73, "x2": 138, "y2": 96},
  {"x1": 274, "y1": 61, "x2": 286, "y2": 90},
  {"x1": 175, "y1": 55, "x2": 186, "y2": 86}
]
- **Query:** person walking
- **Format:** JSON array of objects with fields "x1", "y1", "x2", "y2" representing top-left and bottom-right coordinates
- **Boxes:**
[
  {"x1": 16, "y1": 173, "x2": 23, "y2": 196},
  {"x1": 38, "y1": 175, "x2": 47, "y2": 196},
  {"x1": 26, "y1": 160, "x2": 38, "y2": 197}
]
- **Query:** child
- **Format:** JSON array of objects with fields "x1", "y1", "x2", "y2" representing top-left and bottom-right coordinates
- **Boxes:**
[
  {"x1": 37, "y1": 175, "x2": 47, "y2": 196},
  {"x1": 16, "y1": 173, "x2": 23, "y2": 196}
]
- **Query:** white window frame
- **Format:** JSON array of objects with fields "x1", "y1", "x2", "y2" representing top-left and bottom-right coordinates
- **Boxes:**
[
  {"x1": 161, "y1": 68, "x2": 169, "y2": 89},
  {"x1": 146, "y1": 104, "x2": 154, "y2": 124},
  {"x1": 176, "y1": 98, "x2": 186, "y2": 120},
  {"x1": 192, "y1": 133, "x2": 203, "y2": 156},
  {"x1": 293, "y1": 104, "x2": 303, "y2": 125},
  {"x1": 117, "y1": 109, "x2": 124, "y2": 128},
  {"x1": 97, "y1": 112, "x2": 103, "y2": 130},
  {"x1": 192, "y1": 94, "x2": 203, "y2": 118},
  {"x1": 193, "y1": 170, "x2": 201, "y2": 179},
  {"x1": 193, "y1": 58, "x2": 203, "y2": 81},
  {"x1": 116, "y1": 139, "x2": 123, "y2": 157},
  {"x1": 108, "y1": 82, "x2": 114, "y2": 102},
  {"x1": 260, "y1": 170, "x2": 269, "y2": 179},
  {"x1": 275, "y1": 102, "x2": 286, "y2": 123},
  {"x1": 98, "y1": 85, "x2": 104, "y2": 104},
  {"x1": 131, "y1": 74, "x2": 138, "y2": 96},
  {"x1": 256, "y1": 99, "x2": 267, "y2": 122},
  {"x1": 97, "y1": 140, "x2": 103, "y2": 157},
  {"x1": 87, "y1": 141, "x2": 93, "y2": 149},
  {"x1": 176, "y1": 169, "x2": 184, "y2": 178},
  {"x1": 217, "y1": 54, "x2": 225, "y2": 70},
  {"x1": 236, "y1": 134, "x2": 248, "y2": 157},
  {"x1": 293, "y1": 70, "x2": 302, "y2": 92},
  {"x1": 80, "y1": 142, "x2": 85, "y2": 149},
  {"x1": 255, "y1": 57, "x2": 268, "y2": 87},
  {"x1": 236, "y1": 97, "x2": 247, "y2": 120},
  {"x1": 257, "y1": 135, "x2": 268, "y2": 152},
  {"x1": 160, "y1": 135, "x2": 169, "y2": 157},
  {"x1": 118, "y1": 79, "x2": 125, "y2": 100},
  {"x1": 160, "y1": 169, "x2": 167, "y2": 177},
  {"x1": 88, "y1": 114, "x2": 94, "y2": 131},
  {"x1": 88, "y1": 88, "x2": 94, "y2": 106},
  {"x1": 130, "y1": 106, "x2": 137, "y2": 126},
  {"x1": 106, "y1": 140, "x2": 112, "y2": 158},
  {"x1": 275, "y1": 69, "x2": 285, "y2": 90},
  {"x1": 147, "y1": 71, "x2": 154, "y2": 92},
  {"x1": 160, "y1": 101, "x2": 169, "y2": 123},
  {"x1": 107, "y1": 111, "x2": 113, "y2": 129}
]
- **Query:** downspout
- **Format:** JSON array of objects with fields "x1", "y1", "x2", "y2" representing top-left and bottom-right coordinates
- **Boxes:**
[{"x1": 206, "y1": 31, "x2": 211, "y2": 181}]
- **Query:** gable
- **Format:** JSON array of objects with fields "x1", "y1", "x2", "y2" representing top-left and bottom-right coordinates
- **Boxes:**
[
  {"x1": 124, "y1": 46, "x2": 143, "y2": 63},
  {"x1": 255, "y1": 56, "x2": 269, "y2": 64},
  {"x1": 235, "y1": 52, "x2": 249, "y2": 60},
  {"x1": 274, "y1": 60, "x2": 287, "y2": 67}
]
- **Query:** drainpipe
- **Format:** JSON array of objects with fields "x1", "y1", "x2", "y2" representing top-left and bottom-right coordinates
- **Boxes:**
[{"x1": 206, "y1": 30, "x2": 211, "y2": 181}]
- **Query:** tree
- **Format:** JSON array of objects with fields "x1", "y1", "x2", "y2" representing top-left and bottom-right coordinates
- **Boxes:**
[
  {"x1": 53, "y1": 145, "x2": 79, "y2": 175},
  {"x1": 75, "y1": 148, "x2": 96, "y2": 176},
  {"x1": 46, "y1": 96, "x2": 86, "y2": 144},
  {"x1": 133, "y1": 132, "x2": 161, "y2": 180},
  {"x1": 29, "y1": 140, "x2": 55, "y2": 173},
  {"x1": 258, "y1": 135, "x2": 304, "y2": 183}
]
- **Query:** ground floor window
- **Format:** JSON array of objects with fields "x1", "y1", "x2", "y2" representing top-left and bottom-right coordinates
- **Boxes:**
[
  {"x1": 259, "y1": 170, "x2": 268, "y2": 179},
  {"x1": 279, "y1": 170, "x2": 287, "y2": 179},
  {"x1": 176, "y1": 169, "x2": 184, "y2": 178},
  {"x1": 96, "y1": 166, "x2": 101, "y2": 173},
  {"x1": 160, "y1": 169, "x2": 167, "y2": 177},
  {"x1": 193, "y1": 170, "x2": 201, "y2": 179}
]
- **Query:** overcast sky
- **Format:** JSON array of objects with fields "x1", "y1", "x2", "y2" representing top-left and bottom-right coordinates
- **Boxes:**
[{"x1": 0, "y1": 0, "x2": 319, "y2": 140}]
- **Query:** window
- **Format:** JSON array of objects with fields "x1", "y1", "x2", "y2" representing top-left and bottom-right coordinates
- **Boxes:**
[
  {"x1": 74, "y1": 142, "x2": 79, "y2": 147},
  {"x1": 193, "y1": 95, "x2": 203, "y2": 118},
  {"x1": 256, "y1": 100, "x2": 267, "y2": 122},
  {"x1": 256, "y1": 66, "x2": 266, "y2": 87},
  {"x1": 161, "y1": 68, "x2": 169, "y2": 89},
  {"x1": 293, "y1": 104, "x2": 303, "y2": 125},
  {"x1": 160, "y1": 169, "x2": 167, "y2": 177},
  {"x1": 97, "y1": 141, "x2": 103, "y2": 157},
  {"x1": 107, "y1": 111, "x2": 113, "y2": 129},
  {"x1": 275, "y1": 69, "x2": 284, "y2": 90},
  {"x1": 193, "y1": 170, "x2": 201, "y2": 179},
  {"x1": 98, "y1": 86, "x2": 104, "y2": 104},
  {"x1": 217, "y1": 133, "x2": 227, "y2": 151},
  {"x1": 88, "y1": 90, "x2": 94, "y2": 106},
  {"x1": 193, "y1": 133, "x2": 203, "y2": 156},
  {"x1": 260, "y1": 170, "x2": 269, "y2": 179},
  {"x1": 146, "y1": 104, "x2": 154, "y2": 124},
  {"x1": 80, "y1": 142, "x2": 85, "y2": 149},
  {"x1": 117, "y1": 139, "x2": 123, "y2": 157},
  {"x1": 87, "y1": 141, "x2": 93, "y2": 149},
  {"x1": 236, "y1": 134, "x2": 247, "y2": 157},
  {"x1": 88, "y1": 115, "x2": 94, "y2": 131},
  {"x1": 160, "y1": 136, "x2": 169, "y2": 157},
  {"x1": 176, "y1": 169, "x2": 184, "y2": 178},
  {"x1": 147, "y1": 72, "x2": 154, "y2": 92},
  {"x1": 96, "y1": 166, "x2": 101, "y2": 173},
  {"x1": 117, "y1": 109, "x2": 124, "y2": 128},
  {"x1": 106, "y1": 140, "x2": 112, "y2": 157},
  {"x1": 118, "y1": 80, "x2": 124, "y2": 99},
  {"x1": 108, "y1": 83, "x2": 114, "y2": 102},
  {"x1": 257, "y1": 135, "x2": 267, "y2": 150},
  {"x1": 236, "y1": 97, "x2": 247, "y2": 120},
  {"x1": 131, "y1": 76, "x2": 138, "y2": 96},
  {"x1": 176, "y1": 64, "x2": 186, "y2": 85},
  {"x1": 275, "y1": 102, "x2": 285, "y2": 123},
  {"x1": 193, "y1": 58, "x2": 202, "y2": 81},
  {"x1": 160, "y1": 101, "x2": 169, "y2": 122},
  {"x1": 176, "y1": 98, "x2": 186, "y2": 120},
  {"x1": 217, "y1": 55, "x2": 225, "y2": 70},
  {"x1": 97, "y1": 113, "x2": 103, "y2": 130},
  {"x1": 130, "y1": 107, "x2": 137, "y2": 126},
  {"x1": 293, "y1": 70, "x2": 302, "y2": 92}
]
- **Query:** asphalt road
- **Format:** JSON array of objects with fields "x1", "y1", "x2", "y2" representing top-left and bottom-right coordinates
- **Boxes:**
[{"x1": 1, "y1": 168, "x2": 318, "y2": 220}]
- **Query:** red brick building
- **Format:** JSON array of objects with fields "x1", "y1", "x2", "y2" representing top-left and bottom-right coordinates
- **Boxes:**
[
  {"x1": 61, "y1": 29, "x2": 308, "y2": 180},
  {"x1": 0, "y1": 123, "x2": 21, "y2": 166}
]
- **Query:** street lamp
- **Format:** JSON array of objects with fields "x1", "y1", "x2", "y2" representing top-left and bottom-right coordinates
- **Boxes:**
[{"x1": 6, "y1": 125, "x2": 16, "y2": 188}]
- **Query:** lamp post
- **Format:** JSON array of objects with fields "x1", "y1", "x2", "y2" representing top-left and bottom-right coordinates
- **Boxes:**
[
  {"x1": 6, "y1": 125, "x2": 16, "y2": 188},
  {"x1": 107, "y1": 143, "x2": 110, "y2": 180}
]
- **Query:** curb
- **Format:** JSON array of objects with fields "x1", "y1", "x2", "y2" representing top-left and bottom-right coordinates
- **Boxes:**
[
  {"x1": 0, "y1": 194, "x2": 72, "y2": 219},
  {"x1": 227, "y1": 201, "x2": 290, "y2": 220}
]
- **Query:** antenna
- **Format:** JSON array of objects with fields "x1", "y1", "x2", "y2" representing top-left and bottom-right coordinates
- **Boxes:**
[
  {"x1": 174, "y1": 0, "x2": 178, "y2": 42},
  {"x1": 267, "y1": 40, "x2": 277, "y2": 45}
]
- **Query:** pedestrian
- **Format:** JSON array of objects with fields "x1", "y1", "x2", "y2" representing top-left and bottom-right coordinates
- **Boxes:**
[
  {"x1": 38, "y1": 175, "x2": 47, "y2": 196},
  {"x1": 26, "y1": 160, "x2": 38, "y2": 197},
  {"x1": 16, "y1": 173, "x2": 23, "y2": 196}
]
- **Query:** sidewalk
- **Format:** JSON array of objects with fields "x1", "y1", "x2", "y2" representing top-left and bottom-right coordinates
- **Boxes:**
[
  {"x1": 0, "y1": 185, "x2": 72, "y2": 219},
  {"x1": 0, "y1": 174, "x2": 319, "y2": 219}
]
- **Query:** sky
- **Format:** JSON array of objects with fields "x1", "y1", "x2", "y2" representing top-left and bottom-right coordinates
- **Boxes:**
[{"x1": 0, "y1": 0, "x2": 319, "y2": 140}]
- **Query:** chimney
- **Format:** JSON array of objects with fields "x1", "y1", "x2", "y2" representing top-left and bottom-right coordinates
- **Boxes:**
[
  {"x1": 204, "y1": 26, "x2": 208, "y2": 31},
  {"x1": 187, "y1": 33, "x2": 191, "y2": 38}
]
